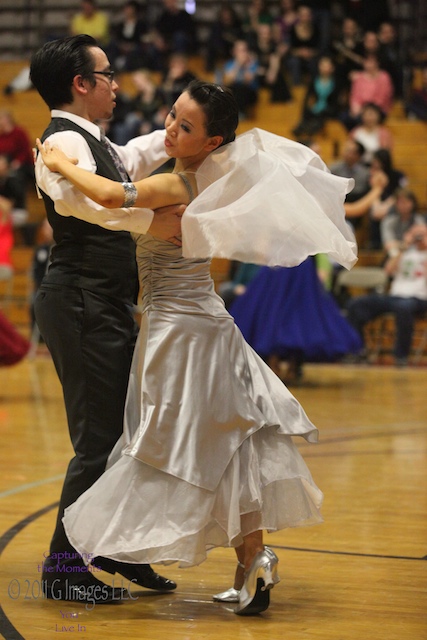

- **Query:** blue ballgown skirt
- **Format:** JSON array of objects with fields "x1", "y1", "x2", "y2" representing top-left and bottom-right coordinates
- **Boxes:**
[{"x1": 229, "y1": 259, "x2": 363, "y2": 362}]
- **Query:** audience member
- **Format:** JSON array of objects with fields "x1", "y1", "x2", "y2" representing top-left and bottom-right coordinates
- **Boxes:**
[
  {"x1": 292, "y1": 55, "x2": 343, "y2": 137},
  {"x1": 367, "y1": 148, "x2": 408, "y2": 249},
  {"x1": 287, "y1": 4, "x2": 320, "y2": 87},
  {"x1": 229, "y1": 257, "x2": 362, "y2": 385},
  {"x1": 302, "y1": 0, "x2": 333, "y2": 54},
  {"x1": 273, "y1": 0, "x2": 298, "y2": 49},
  {"x1": 356, "y1": 30, "x2": 383, "y2": 62},
  {"x1": 221, "y1": 39, "x2": 260, "y2": 119},
  {"x1": 347, "y1": 223, "x2": 427, "y2": 367},
  {"x1": 253, "y1": 23, "x2": 291, "y2": 103},
  {"x1": 405, "y1": 66, "x2": 427, "y2": 121},
  {"x1": 380, "y1": 188, "x2": 426, "y2": 256},
  {"x1": 242, "y1": 0, "x2": 274, "y2": 48},
  {"x1": 108, "y1": 70, "x2": 167, "y2": 145},
  {"x1": 0, "y1": 110, "x2": 34, "y2": 221},
  {"x1": 332, "y1": 17, "x2": 363, "y2": 89},
  {"x1": 346, "y1": 54, "x2": 394, "y2": 127},
  {"x1": 349, "y1": 102, "x2": 393, "y2": 165},
  {"x1": 329, "y1": 138, "x2": 370, "y2": 203},
  {"x1": 70, "y1": 0, "x2": 110, "y2": 46},
  {"x1": 106, "y1": 0, "x2": 148, "y2": 72},
  {"x1": 146, "y1": 0, "x2": 197, "y2": 70},
  {"x1": 161, "y1": 53, "x2": 198, "y2": 108},
  {"x1": 377, "y1": 21, "x2": 404, "y2": 98},
  {"x1": 204, "y1": 5, "x2": 244, "y2": 73},
  {"x1": 332, "y1": 30, "x2": 383, "y2": 91},
  {"x1": 0, "y1": 154, "x2": 22, "y2": 215}
]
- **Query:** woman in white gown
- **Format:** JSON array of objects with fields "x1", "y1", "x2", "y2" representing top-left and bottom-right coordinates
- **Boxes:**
[{"x1": 36, "y1": 80, "x2": 357, "y2": 616}]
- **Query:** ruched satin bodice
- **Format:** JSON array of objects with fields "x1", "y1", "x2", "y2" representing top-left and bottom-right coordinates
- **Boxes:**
[{"x1": 133, "y1": 233, "x2": 229, "y2": 317}]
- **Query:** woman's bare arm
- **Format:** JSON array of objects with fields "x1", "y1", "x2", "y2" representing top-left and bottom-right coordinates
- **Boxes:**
[
  {"x1": 344, "y1": 170, "x2": 389, "y2": 219},
  {"x1": 36, "y1": 139, "x2": 190, "y2": 210}
]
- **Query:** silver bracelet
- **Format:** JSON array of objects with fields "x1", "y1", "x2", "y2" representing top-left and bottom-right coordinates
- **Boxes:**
[{"x1": 121, "y1": 182, "x2": 137, "y2": 207}]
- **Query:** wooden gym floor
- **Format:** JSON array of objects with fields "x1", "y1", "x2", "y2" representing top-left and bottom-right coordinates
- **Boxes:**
[{"x1": 0, "y1": 359, "x2": 426, "y2": 639}]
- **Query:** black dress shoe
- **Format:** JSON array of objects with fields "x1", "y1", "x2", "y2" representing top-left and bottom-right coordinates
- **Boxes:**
[
  {"x1": 113, "y1": 562, "x2": 177, "y2": 591},
  {"x1": 42, "y1": 573, "x2": 126, "y2": 605}
]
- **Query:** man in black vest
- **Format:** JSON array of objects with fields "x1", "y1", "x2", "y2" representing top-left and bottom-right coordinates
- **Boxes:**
[{"x1": 30, "y1": 34, "x2": 180, "y2": 604}]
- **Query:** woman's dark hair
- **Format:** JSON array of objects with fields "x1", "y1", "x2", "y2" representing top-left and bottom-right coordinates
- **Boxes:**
[
  {"x1": 185, "y1": 80, "x2": 239, "y2": 147},
  {"x1": 361, "y1": 101, "x2": 386, "y2": 123},
  {"x1": 30, "y1": 34, "x2": 98, "y2": 110},
  {"x1": 372, "y1": 148, "x2": 393, "y2": 174}
]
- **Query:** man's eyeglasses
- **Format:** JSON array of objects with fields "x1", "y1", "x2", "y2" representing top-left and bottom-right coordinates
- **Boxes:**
[{"x1": 92, "y1": 70, "x2": 115, "y2": 83}]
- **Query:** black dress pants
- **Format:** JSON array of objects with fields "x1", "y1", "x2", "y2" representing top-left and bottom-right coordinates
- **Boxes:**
[{"x1": 35, "y1": 283, "x2": 138, "y2": 568}]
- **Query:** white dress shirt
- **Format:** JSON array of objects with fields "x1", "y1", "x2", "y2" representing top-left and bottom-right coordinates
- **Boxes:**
[{"x1": 35, "y1": 110, "x2": 168, "y2": 234}]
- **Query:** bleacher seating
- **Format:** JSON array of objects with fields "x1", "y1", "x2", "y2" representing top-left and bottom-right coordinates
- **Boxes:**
[{"x1": 1, "y1": 45, "x2": 427, "y2": 364}]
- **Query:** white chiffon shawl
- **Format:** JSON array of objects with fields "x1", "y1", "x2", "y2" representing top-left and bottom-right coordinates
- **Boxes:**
[{"x1": 181, "y1": 128, "x2": 357, "y2": 269}]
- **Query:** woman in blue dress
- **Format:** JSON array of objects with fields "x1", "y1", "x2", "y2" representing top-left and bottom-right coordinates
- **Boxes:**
[{"x1": 229, "y1": 256, "x2": 363, "y2": 383}]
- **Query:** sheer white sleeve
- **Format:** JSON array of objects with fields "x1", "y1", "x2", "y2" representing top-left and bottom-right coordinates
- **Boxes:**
[{"x1": 182, "y1": 128, "x2": 357, "y2": 270}]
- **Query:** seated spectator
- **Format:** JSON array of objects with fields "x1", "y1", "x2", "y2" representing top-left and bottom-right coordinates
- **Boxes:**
[
  {"x1": 343, "y1": 168, "x2": 389, "y2": 221},
  {"x1": 70, "y1": 0, "x2": 110, "y2": 47},
  {"x1": 204, "y1": 5, "x2": 244, "y2": 73},
  {"x1": 0, "y1": 110, "x2": 34, "y2": 226},
  {"x1": 287, "y1": 4, "x2": 320, "y2": 87},
  {"x1": 405, "y1": 66, "x2": 427, "y2": 121},
  {"x1": 329, "y1": 138, "x2": 370, "y2": 203},
  {"x1": 242, "y1": 0, "x2": 274, "y2": 48},
  {"x1": 292, "y1": 55, "x2": 343, "y2": 137},
  {"x1": 347, "y1": 224, "x2": 427, "y2": 367},
  {"x1": 333, "y1": 29, "x2": 383, "y2": 91},
  {"x1": 332, "y1": 17, "x2": 363, "y2": 90},
  {"x1": 108, "y1": 70, "x2": 167, "y2": 145},
  {"x1": 368, "y1": 148, "x2": 408, "y2": 248},
  {"x1": 161, "y1": 53, "x2": 198, "y2": 109},
  {"x1": 349, "y1": 102, "x2": 393, "y2": 165},
  {"x1": 221, "y1": 40, "x2": 260, "y2": 119},
  {"x1": 0, "y1": 154, "x2": 22, "y2": 218},
  {"x1": 380, "y1": 188, "x2": 426, "y2": 256},
  {"x1": 303, "y1": 0, "x2": 333, "y2": 55},
  {"x1": 146, "y1": 0, "x2": 197, "y2": 71},
  {"x1": 273, "y1": 0, "x2": 298, "y2": 48},
  {"x1": 355, "y1": 30, "x2": 383, "y2": 62},
  {"x1": 377, "y1": 21, "x2": 404, "y2": 98},
  {"x1": 346, "y1": 54, "x2": 394, "y2": 128},
  {"x1": 106, "y1": 1, "x2": 148, "y2": 72},
  {"x1": 253, "y1": 23, "x2": 291, "y2": 103}
]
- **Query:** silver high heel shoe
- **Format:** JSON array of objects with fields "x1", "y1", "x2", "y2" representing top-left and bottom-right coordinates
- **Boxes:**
[
  {"x1": 212, "y1": 561, "x2": 244, "y2": 602},
  {"x1": 234, "y1": 547, "x2": 280, "y2": 616}
]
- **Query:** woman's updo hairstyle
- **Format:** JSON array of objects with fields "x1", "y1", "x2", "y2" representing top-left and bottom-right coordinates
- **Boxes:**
[{"x1": 185, "y1": 80, "x2": 239, "y2": 147}]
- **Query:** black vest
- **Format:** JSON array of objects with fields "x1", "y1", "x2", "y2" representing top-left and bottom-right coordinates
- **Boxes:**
[{"x1": 40, "y1": 118, "x2": 138, "y2": 302}]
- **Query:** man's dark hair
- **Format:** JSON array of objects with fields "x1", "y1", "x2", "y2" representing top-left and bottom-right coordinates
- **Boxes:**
[{"x1": 30, "y1": 34, "x2": 98, "y2": 110}]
